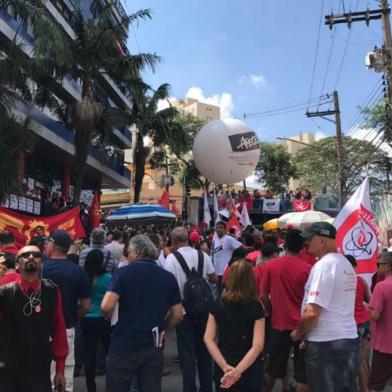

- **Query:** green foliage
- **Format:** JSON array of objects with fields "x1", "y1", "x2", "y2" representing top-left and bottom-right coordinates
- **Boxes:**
[
  {"x1": 255, "y1": 142, "x2": 296, "y2": 193},
  {"x1": 293, "y1": 136, "x2": 386, "y2": 197}
]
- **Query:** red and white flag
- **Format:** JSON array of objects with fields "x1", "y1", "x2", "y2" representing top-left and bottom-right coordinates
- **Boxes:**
[
  {"x1": 227, "y1": 212, "x2": 242, "y2": 238},
  {"x1": 293, "y1": 199, "x2": 311, "y2": 212},
  {"x1": 239, "y1": 201, "x2": 251, "y2": 228},
  {"x1": 334, "y1": 177, "x2": 379, "y2": 282},
  {"x1": 157, "y1": 191, "x2": 170, "y2": 209}
]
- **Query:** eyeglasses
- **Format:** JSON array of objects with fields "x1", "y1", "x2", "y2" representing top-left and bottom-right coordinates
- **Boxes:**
[
  {"x1": 18, "y1": 251, "x2": 42, "y2": 259},
  {"x1": 377, "y1": 262, "x2": 387, "y2": 267}
]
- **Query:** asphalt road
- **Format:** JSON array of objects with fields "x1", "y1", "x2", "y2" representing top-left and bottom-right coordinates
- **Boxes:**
[{"x1": 74, "y1": 330, "x2": 392, "y2": 392}]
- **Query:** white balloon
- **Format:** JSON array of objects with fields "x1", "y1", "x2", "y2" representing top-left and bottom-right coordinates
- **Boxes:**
[{"x1": 192, "y1": 118, "x2": 260, "y2": 184}]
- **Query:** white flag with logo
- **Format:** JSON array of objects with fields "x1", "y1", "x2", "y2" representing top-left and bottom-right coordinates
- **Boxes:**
[
  {"x1": 213, "y1": 190, "x2": 220, "y2": 224},
  {"x1": 240, "y1": 202, "x2": 251, "y2": 228},
  {"x1": 333, "y1": 177, "x2": 379, "y2": 283},
  {"x1": 262, "y1": 199, "x2": 280, "y2": 213},
  {"x1": 203, "y1": 190, "x2": 211, "y2": 227}
]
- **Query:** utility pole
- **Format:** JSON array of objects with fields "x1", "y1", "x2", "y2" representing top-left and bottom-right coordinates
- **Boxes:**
[{"x1": 306, "y1": 91, "x2": 345, "y2": 206}]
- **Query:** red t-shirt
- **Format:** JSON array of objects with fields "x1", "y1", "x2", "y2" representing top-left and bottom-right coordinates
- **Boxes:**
[
  {"x1": 299, "y1": 248, "x2": 317, "y2": 266},
  {"x1": 0, "y1": 272, "x2": 20, "y2": 286},
  {"x1": 254, "y1": 261, "x2": 272, "y2": 294},
  {"x1": 355, "y1": 276, "x2": 370, "y2": 325},
  {"x1": 259, "y1": 255, "x2": 311, "y2": 330}
]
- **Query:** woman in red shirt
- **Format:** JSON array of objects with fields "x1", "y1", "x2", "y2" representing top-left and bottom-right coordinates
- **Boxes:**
[{"x1": 345, "y1": 255, "x2": 371, "y2": 392}]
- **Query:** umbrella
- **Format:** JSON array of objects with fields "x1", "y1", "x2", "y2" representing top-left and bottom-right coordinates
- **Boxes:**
[
  {"x1": 277, "y1": 210, "x2": 332, "y2": 231},
  {"x1": 106, "y1": 204, "x2": 176, "y2": 225},
  {"x1": 263, "y1": 218, "x2": 279, "y2": 231}
]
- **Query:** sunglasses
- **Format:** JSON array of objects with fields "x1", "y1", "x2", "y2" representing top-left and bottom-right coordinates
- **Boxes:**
[{"x1": 18, "y1": 251, "x2": 42, "y2": 259}]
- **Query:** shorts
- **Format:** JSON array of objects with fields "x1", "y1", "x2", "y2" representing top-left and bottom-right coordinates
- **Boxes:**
[
  {"x1": 265, "y1": 328, "x2": 307, "y2": 384},
  {"x1": 357, "y1": 321, "x2": 371, "y2": 340},
  {"x1": 305, "y1": 339, "x2": 359, "y2": 392},
  {"x1": 368, "y1": 350, "x2": 392, "y2": 391}
]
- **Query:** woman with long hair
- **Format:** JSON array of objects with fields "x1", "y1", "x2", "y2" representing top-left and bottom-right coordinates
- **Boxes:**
[
  {"x1": 81, "y1": 249, "x2": 112, "y2": 392},
  {"x1": 204, "y1": 259, "x2": 265, "y2": 392}
]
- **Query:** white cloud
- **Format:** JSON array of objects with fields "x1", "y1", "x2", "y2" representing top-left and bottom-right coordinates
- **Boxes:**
[
  {"x1": 238, "y1": 73, "x2": 269, "y2": 90},
  {"x1": 315, "y1": 130, "x2": 328, "y2": 141},
  {"x1": 186, "y1": 86, "x2": 234, "y2": 119},
  {"x1": 349, "y1": 127, "x2": 392, "y2": 157},
  {"x1": 157, "y1": 97, "x2": 176, "y2": 112}
]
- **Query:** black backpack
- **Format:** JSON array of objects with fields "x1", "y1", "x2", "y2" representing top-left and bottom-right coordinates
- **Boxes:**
[{"x1": 173, "y1": 250, "x2": 213, "y2": 318}]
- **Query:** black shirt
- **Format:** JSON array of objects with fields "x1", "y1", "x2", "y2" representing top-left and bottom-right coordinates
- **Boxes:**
[{"x1": 210, "y1": 298, "x2": 265, "y2": 389}]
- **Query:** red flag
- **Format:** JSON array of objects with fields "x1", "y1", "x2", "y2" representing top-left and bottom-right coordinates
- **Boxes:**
[
  {"x1": 157, "y1": 191, "x2": 170, "y2": 209},
  {"x1": 0, "y1": 207, "x2": 86, "y2": 248},
  {"x1": 170, "y1": 199, "x2": 179, "y2": 214},
  {"x1": 293, "y1": 199, "x2": 311, "y2": 211},
  {"x1": 89, "y1": 189, "x2": 101, "y2": 230},
  {"x1": 227, "y1": 211, "x2": 242, "y2": 238},
  {"x1": 334, "y1": 178, "x2": 379, "y2": 281}
]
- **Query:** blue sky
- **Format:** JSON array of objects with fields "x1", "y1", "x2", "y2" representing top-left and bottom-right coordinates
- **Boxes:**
[{"x1": 123, "y1": 0, "x2": 384, "y2": 142}]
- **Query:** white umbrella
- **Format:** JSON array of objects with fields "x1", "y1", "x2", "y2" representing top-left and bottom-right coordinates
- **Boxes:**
[{"x1": 277, "y1": 210, "x2": 332, "y2": 231}]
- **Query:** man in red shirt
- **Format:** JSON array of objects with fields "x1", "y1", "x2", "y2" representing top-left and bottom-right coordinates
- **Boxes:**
[
  {"x1": 368, "y1": 251, "x2": 392, "y2": 392},
  {"x1": 0, "y1": 245, "x2": 68, "y2": 392},
  {"x1": 260, "y1": 230, "x2": 311, "y2": 392}
]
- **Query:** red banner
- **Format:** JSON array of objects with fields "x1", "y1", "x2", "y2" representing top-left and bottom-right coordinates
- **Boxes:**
[
  {"x1": 293, "y1": 199, "x2": 311, "y2": 212},
  {"x1": 89, "y1": 189, "x2": 101, "y2": 230},
  {"x1": 0, "y1": 207, "x2": 86, "y2": 249}
]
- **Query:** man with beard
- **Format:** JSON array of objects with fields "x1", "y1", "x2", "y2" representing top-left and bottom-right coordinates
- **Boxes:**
[{"x1": 0, "y1": 245, "x2": 68, "y2": 392}]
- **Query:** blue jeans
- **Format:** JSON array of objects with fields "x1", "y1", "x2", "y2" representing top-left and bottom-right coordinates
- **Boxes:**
[
  {"x1": 176, "y1": 316, "x2": 213, "y2": 392},
  {"x1": 106, "y1": 346, "x2": 163, "y2": 392},
  {"x1": 305, "y1": 338, "x2": 360, "y2": 392}
]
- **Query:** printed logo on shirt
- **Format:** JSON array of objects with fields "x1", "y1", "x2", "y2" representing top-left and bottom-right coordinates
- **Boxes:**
[{"x1": 309, "y1": 291, "x2": 320, "y2": 297}]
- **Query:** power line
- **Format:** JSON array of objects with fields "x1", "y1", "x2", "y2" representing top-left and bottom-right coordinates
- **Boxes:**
[
  {"x1": 333, "y1": 0, "x2": 360, "y2": 90},
  {"x1": 308, "y1": 0, "x2": 325, "y2": 110},
  {"x1": 344, "y1": 79, "x2": 384, "y2": 133},
  {"x1": 239, "y1": 95, "x2": 330, "y2": 119}
]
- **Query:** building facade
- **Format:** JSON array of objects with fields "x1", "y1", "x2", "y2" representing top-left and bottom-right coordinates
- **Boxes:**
[
  {"x1": 0, "y1": 0, "x2": 132, "y2": 215},
  {"x1": 172, "y1": 98, "x2": 220, "y2": 122}
]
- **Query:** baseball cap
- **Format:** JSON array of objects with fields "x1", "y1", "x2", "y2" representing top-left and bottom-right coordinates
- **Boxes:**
[
  {"x1": 189, "y1": 231, "x2": 201, "y2": 244},
  {"x1": 300, "y1": 222, "x2": 336, "y2": 240},
  {"x1": 50, "y1": 230, "x2": 72, "y2": 249}
]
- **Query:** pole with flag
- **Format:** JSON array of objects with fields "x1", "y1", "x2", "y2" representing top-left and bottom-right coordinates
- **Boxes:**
[
  {"x1": 240, "y1": 201, "x2": 251, "y2": 228},
  {"x1": 89, "y1": 188, "x2": 101, "y2": 230},
  {"x1": 213, "y1": 190, "x2": 219, "y2": 225},
  {"x1": 203, "y1": 188, "x2": 212, "y2": 228},
  {"x1": 157, "y1": 191, "x2": 170, "y2": 209},
  {"x1": 333, "y1": 177, "x2": 379, "y2": 283}
]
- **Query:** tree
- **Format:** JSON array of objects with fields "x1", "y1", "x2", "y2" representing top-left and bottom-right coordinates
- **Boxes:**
[
  {"x1": 130, "y1": 84, "x2": 188, "y2": 202},
  {"x1": 255, "y1": 142, "x2": 296, "y2": 193},
  {"x1": 148, "y1": 112, "x2": 206, "y2": 190},
  {"x1": 293, "y1": 136, "x2": 387, "y2": 198}
]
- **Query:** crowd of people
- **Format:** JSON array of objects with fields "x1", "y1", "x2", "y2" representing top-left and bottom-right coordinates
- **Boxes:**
[{"x1": 0, "y1": 218, "x2": 391, "y2": 392}]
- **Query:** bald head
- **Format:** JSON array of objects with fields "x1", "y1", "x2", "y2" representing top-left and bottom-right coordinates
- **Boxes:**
[{"x1": 171, "y1": 227, "x2": 189, "y2": 249}]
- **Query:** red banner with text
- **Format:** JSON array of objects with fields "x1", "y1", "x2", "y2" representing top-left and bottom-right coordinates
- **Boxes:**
[
  {"x1": 293, "y1": 199, "x2": 311, "y2": 212},
  {"x1": 0, "y1": 207, "x2": 86, "y2": 248}
]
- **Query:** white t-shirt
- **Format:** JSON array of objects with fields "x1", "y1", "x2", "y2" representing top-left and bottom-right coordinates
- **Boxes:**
[
  {"x1": 165, "y1": 246, "x2": 215, "y2": 299},
  {"x1": 302, "y1": 252, "x2": 358, "y2": 342},
  {"x1": 104, "y1": 241, "x2": 124, "y2": 261},
  {"x1": 155, "y1": 250, "x2": 166, "y2": 268},
  {"x1": 211, "y1": 234, "x2": 242, "y2": 276}
]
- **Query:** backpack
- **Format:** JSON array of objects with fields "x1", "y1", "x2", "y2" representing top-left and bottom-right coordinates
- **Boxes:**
[{"x1": 173, "y1": 250, "x2": 213, "y2": 318}]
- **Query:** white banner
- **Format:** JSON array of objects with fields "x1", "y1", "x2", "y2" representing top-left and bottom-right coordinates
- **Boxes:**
[{"x1": 262, "y1": 199, "x2": 280, "y2": 213}]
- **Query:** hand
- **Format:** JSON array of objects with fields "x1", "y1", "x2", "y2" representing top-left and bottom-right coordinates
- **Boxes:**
[
  {"x1": 54, "y1": 373, "x2": 66, "y2": 392},
  {"x1": 222, "y1": 364, "x2": 235, "y2": 374},
  {"x1": 220, "y1": 368, "x2": 241, "y2": 389},
  {"x1": 290, "y1": 329, "x2": 300, "y2": 342},
  {"x1": 299, "y1": 340, "x2": 307, "y2": 352}
]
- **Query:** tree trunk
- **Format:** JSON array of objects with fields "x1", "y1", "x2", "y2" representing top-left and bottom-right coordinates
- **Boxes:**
[{"x1": 133, "y1": 134, "x2": 147, "y2": 203}]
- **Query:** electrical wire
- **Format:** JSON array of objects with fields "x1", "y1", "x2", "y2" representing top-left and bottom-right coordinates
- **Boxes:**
[
  {"x1": 308, "y1": 0, "x2": 325, "y2": 110},
  {"x1": 239, "y1": 95, "x2": 331, "y2": 119},
  {"x1": 334, "y1": 0, "x2": 361, "y2": 90},
  {"x1": 344, "y1": 79, "x2": 384, "y2": 134}
]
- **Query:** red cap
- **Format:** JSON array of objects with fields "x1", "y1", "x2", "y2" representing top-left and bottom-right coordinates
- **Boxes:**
[{"x1": 189, "y1": 231, "x2": 201, "y2": 244}]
